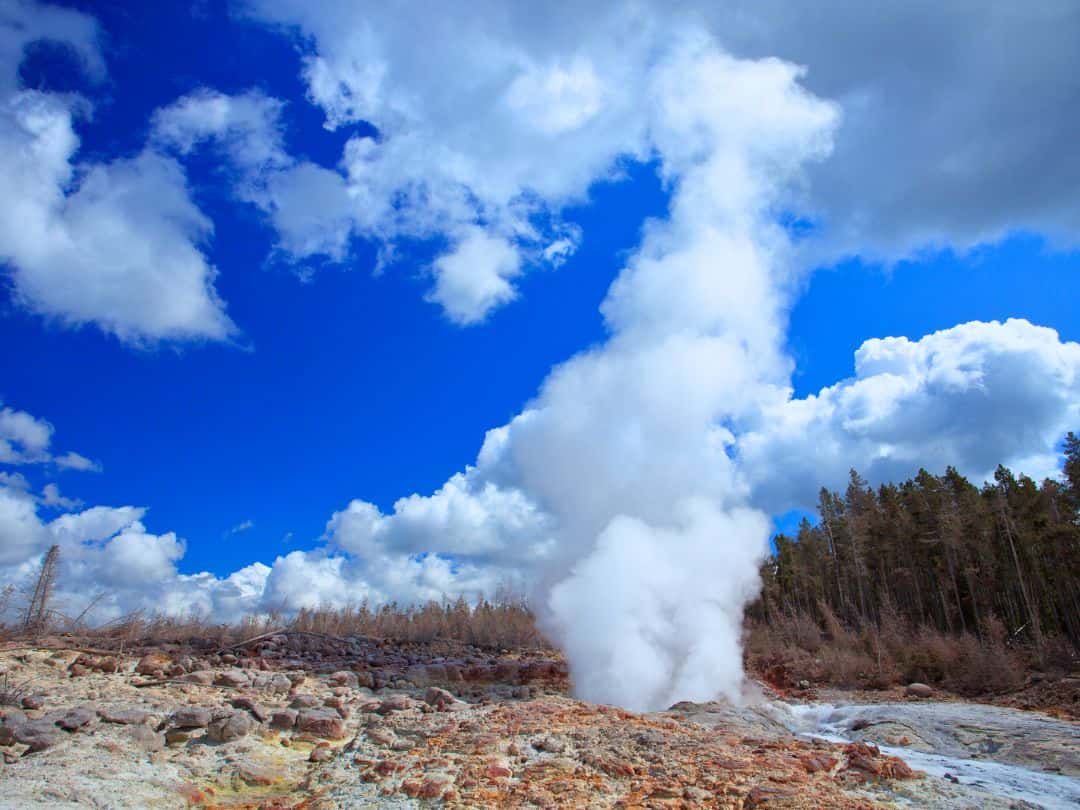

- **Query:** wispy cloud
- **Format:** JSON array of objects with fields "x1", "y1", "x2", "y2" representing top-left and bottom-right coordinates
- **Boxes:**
[{"x1": 224, "y1": 519, "x2": 255, "y2": 537}]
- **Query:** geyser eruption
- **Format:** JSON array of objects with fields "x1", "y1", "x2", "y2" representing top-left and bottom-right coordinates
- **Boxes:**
[
  {"x1": 498, "y1": 41, "x2": 838, "y2": 711},
  {"x1": 326, "y1": 30, "x2": 838, "y2": 711}
]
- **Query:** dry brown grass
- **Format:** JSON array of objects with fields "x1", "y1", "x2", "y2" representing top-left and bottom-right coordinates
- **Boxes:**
[
  {"x1": 0, "y1": 597, "x2": 546, "y2": 652},
  {"x1": 288, "y1": 597, "x2": 547, "y2": 649},
  {"x1": 745, "y1": 608, "x2": 1038, "y2": 695}
]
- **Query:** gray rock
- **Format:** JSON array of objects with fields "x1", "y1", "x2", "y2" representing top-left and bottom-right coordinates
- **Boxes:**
[
  {"x1": 533, "y1": 735, "x2": 567, "y2": 754},
  {"x1": 170, "y1": 707, "x2": 212, "y2": 728},
  {"x1": 214, "y1": 669, "x2": 250, "y2": 688},
  {"x1": 55, "y1": 707, "x2": 96, "y2": 731},
  {"x1": 14, "y1": 719, "x2": 64, "y2": 752},
  {"x1": 206, "y1": 711, "x2": 253, "y2": 743}
]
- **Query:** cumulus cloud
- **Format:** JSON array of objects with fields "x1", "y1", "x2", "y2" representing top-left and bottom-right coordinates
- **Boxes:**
[
  {"x1": 737, "y1": 319, "x2": 1080, "y2": 512},
  {"x1": 0, "y1": 486, "x2": 265, "y2": 624},
  {"x1": 0, "y1": 2, "x2": 234, "y2": 344},
  {"x1": 427, "y1": 227, "x2": 524, "y2": 325},
  {"x1": 40, "y1": 482, "x2": 80, "y2": 510},
  {"x1": 0, "y1": 405, "x2": 52, "y2": 464},
  {"x1": 151, "y1": 88, "x2": 288, "y2": 176},
  {"x1": 0, "y1": 403, "x2": 97, "y2": 471}
]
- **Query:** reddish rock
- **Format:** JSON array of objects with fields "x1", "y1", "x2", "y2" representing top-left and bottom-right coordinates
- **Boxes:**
[
  {"x1": 229, "y1": 696, "x2": 268, "y2": 722},
  {"x1": 170, "y1": 707, "x2": 212, "y2": 728},
  {"x1": 270, "y1": 709, "x2": 298, "y2": 730},
  {"x1": 905, "y1": 682, "x2": 933, "y2": 699},
  {"x1": 135, "y1": 653, "x2": 171, "y2": 675},
  {"x1": 213, "y1": 669, "x2": 250, "y2": 688},
  {"x1": 296, "y1": 708, "x2": 346, "y2": 740},
  {"x1": 376, "y1": 694, "x2": 413, "y2": 714}
]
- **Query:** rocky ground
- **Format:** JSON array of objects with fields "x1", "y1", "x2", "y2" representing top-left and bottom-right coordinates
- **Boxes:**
[{"x1": 0, "y1": 633, "x2": 1061, "y2": 808}]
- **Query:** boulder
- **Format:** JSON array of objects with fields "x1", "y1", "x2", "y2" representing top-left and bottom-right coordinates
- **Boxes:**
[
  {"x1": 170, "y1": 707, "x2": 213, "y2": 728},
  {"x1": 270, "y1": 709, "x2": 298, "y2": 731},
  {"x1": 98, "y1": 706, "x2": 151, "y2": 725},
  {"x1": 289, "y1": 693, "x2": 322, "y2": 709},
  {"x1": 214, "y1": 669, "x2": 250, "y2": 688},
  {"x1": 376, "y1": 694, "x2": 413, "y2": 714},
  {"x1": 206, "y1": 711, "x2": 253, "y2": 743},
  {"x1": 905, "y1": 683, "x2": 933, "y2": 699},
  {"x1": 14, "y1": 719, "x2": 64, "y2": 752},
  {"x1": 55, "y1": 707, "x2": 96, "y2": 731},
  {"x1": 230, "y1": 697, "x2": 269, "y2": 722},
  {"x1": 135, "y1": 653, "x2": 171, "y2": 676},
  {"x1": 329, "y1": 671, "x2": 358, "y2": 688},
  {"x1": 424, "y1": 687, "x2": 463, "y2": 711},
  {"x1": 296, "y1": 709, "x2": 346, "y2": 740}
]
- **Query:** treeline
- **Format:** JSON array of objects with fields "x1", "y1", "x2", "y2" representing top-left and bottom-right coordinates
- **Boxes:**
[{"x1": 753, "y1": 433, "x2": 1080, "y2": 652}]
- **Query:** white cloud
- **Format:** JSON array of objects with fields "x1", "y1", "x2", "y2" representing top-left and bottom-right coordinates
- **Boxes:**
[
  {"x1": 40, "y1": 482, "x2": 80, "y2": 510},
  {"x1": 151, "y1": 88, "x2": 288, "y2": 175},
  {"x1": 0, "y1": 481, "x2": 48, "y2": 565},
  {"x1": 224, "y1": 518, "x2": 254, "y2": 537},
  {"x1": 427, "y1": 227, "x2": 523, "y2": 325},
  {"x1": 0, "y1": 405, "x2": 52, "y2": 464},
  {"x1": 54, "y1": 451, "x2": 100, "y2": 472},
  {"x1": 737, "y1": 319, "x2": 1080, "y2": 512},
  {"x1": 0, "y1": 4, "x2": 235, "y2": 344},
  {"x1": 0, "y1": 402, "x2": 97, "y2": 471}
]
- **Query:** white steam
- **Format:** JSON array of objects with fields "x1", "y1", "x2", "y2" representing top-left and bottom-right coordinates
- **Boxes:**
[
  {"x1": 484, "y1": 40, "x2": 837, "y2": 710},
  {"x1": 325, "y1": 36, "x2": 838, "y2": 711}
]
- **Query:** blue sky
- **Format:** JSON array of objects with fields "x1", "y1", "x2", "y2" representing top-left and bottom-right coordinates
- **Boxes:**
[{"x1": 1, "y1": 1, "x2": 1079, "y2": 636}]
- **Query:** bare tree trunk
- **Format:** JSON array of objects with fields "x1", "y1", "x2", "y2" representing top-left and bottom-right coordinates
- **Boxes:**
[{"x1": 22, "y1": 545, "x2": 60, "y2": 636}]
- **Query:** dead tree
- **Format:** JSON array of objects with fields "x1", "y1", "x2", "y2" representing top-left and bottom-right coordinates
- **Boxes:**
[{"x1": 21, "y1": 545, "x2": 59, "y2": 635}]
